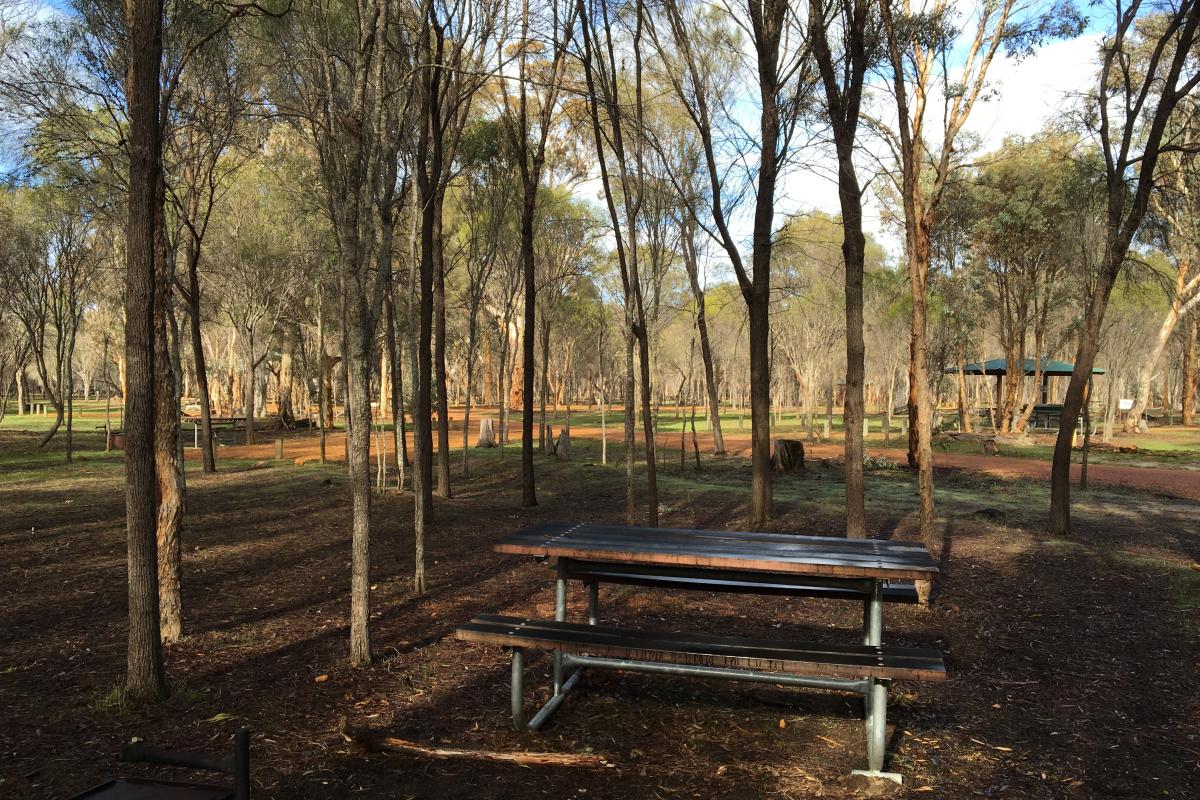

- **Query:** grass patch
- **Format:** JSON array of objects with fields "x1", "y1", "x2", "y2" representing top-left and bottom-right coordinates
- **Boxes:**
[{"x1": 88, "y1": 683, "x2": 138, "y2": 718}]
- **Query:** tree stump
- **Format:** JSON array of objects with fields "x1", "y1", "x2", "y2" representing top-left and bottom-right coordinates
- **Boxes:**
[
  {"x1": 981, "y1": 439, "x2": 999, "y2": 456},
  {"x1": 770, "y1": 439, "x2": 805, "y2": 472},
  {"x1": 476, "y1": 418, "x2": 498, "y2": 448},
  {"x1": 556, "y1": 427, "x2": 571, "y2": 460}
]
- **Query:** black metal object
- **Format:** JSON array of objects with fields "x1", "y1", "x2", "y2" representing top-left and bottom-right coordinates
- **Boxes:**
[{"x1": 69, "y1": 728, "x2": 250, "y2": 800}]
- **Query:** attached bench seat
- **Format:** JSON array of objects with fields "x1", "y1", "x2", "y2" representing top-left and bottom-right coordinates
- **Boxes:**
[
  {"x1": 563, "y1": 560, "x2": 920, "y2": 604},
  {"x1": 457, "y1": 614, "x2": 946, "y2": 781},
  {"x1": 458, "y1": 614, "x2": 944, "y2": 680}
]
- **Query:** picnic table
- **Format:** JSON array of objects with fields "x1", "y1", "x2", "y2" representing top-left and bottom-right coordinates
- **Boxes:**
[
  {"x1": 458, "y1": 522, "x2": 946, "y2": 782},
  {"x1": 182, "y1": 416, "x2": 247, "y2": 447}
]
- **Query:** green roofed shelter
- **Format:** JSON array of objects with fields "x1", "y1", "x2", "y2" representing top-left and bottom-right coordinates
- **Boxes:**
[
  {"x1": 944, "y1": 358, "x2": 1106, "y2": 429},
  {"x1": 947, "y1": 358, "x2": 1106, "y2": 377}
]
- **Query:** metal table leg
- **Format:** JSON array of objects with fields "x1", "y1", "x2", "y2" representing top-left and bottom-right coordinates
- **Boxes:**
[
  {"x1": 553, "y1": 560, "x2": 566, "y2": 695},
  {"x1": 852, "y1": 677, "x2": 901, "y2": 783},
  {"x1": 511, "y1": 647, "x2": 525, "y2": 730},
  {"x1": 852, "y1": 579, "x2": 900, "y2": 782},
  {"x1": 587, "y1": 581, "x2": 599, "y2": 625},
  {"x1": 864, "y1": 579, "x2": 883, "y2": 647}
]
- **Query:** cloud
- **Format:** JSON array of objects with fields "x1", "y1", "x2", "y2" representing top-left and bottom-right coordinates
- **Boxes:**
[{"x1": 961, "y1": 33, "x2": 1102, "y2": 149}]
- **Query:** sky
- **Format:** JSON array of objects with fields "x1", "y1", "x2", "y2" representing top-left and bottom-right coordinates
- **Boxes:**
[
  {"x1": 6, "y1": 0, "x2": 1107, "y2": 275},
  {"x1": 774, "y1": 31, "x2": 1106, "y2": 263}
]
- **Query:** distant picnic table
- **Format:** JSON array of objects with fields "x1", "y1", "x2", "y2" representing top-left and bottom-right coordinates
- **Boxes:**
[
  {"x1": 459, "y1": 522, "x2": 946, "y2": 782},
  {"x1": 181, "y1": 416, "x2": 247, "y2": 447}
]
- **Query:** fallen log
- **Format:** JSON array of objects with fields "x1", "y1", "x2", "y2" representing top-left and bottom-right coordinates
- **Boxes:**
[{"x1": 339, "y1": 721, "x2": 610, "y2": 768}]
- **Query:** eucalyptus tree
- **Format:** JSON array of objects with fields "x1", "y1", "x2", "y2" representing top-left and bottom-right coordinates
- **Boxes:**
[
  {"x1": 1125, "y1": 98, "x2": 1200, "y2": 430},
  {"x1": 533, "y1": 190, "x2": 601, "y2": 451},
  {"x1": 575, "y1": 0, "x2": 660, "y2": 525},
  {"x1": 653, "y1": 0, "x2": 814, "y2": 525},
  {"x1": 1050, "y1": 0, "x2": 1200, "y2": 534},
  {"x1": 496, "y1": 0, "x2": 577, "y2": 508},
  {"x1": 642, "y1": 96, "x2": 726, "y2": 454},
  {"x1": 406, "y1": 0, "x2": 500, "y2": 507},
  {"x1": 0, "y1": 310, "x2": 29, "y2": 422},
  {"x1": 167, "y1": 25, "x2": 262, "y2": 472},
  {"x1": 451, "y1": 118, "x2": 516, "y2": 476},
  {"x1": 876, "y1": 0, "x2": 1082, "y2": 545},
  {"x1": 0, "y1": 188, "x2": 97, "y2": 458},
  {"x1": 271, "y1": 0, "x2": 409, "y2": 664},
  {"x1": 970, "y1": 134, "x2": 1087, "y2": 432},
  {"x1": 207, "y1": 162, "x2": 303, "y2": 444},
  {"x1": 124, "y1": 0, "x2": 168, "y2": 705},
  {"x1": 809, "y1": 0, "x2": 877, "y2": 538}
]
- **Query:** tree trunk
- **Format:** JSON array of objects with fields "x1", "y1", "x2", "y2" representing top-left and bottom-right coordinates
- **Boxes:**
[
  {"x1": 317, "y1": 298, "x2": 327, "y2": 463},
  {"x1": 122, "y1": 0, "x2": 166, "y2": 703},
  {"x1": 155, "y1": 290, "x2": 183, "y2": 646},
  {"x1": 540, "y1": 316, "x2": 551, "y2": 454},
  {"x1": 433, "y1": 200, "x2": 452, "y2": 498},
  {"x1": 519, "y1": 189, "x2": 538, "y2": 507},
  {"x1": 1184, "y1": 314, "x2": 1196, "y2": 426},
  {"x1": 462, "y1": 302, "x2": 478, "y2": 477},
  {"x1": 837, "y1": 158, "x2": 866, "y2": 540},
  {"x1": 243, "y1": 332, "x2": 256, "y2": 445},
  {"x1": 386, "y1": 296, "x2": 404, "y2": 490},
  {"x1": 65, "y1": 322, "x2": 77, "y2": 463},
  {"x1": 278, "y1": 321, "x2": 297, "y2": 427},
  {"x1": 1051, "y1": 287, "x2": 1109, "y2": 534},
  {"x1": 414, "y1": 178, "x2": 437, "y2": 594},
  {"x1": 185, "y1": 244, "x2": 216, "y2": 472},
  {"x1": 623, "y1": 325, "x2": 636, "y2": 524},
  {"x1": 909, "y1": 224, "x2": 936, "y2": 547},
  {"x1": 498, "y1": 313, "x2": 511, "y2": 444},
  {"x1": 747, "y1": 289, "x2": 772, "y2": 525},
  {"x1": 824, "y1": 372, "x2": 833, "y2": 439},
  {"x1": 955, "y1": 346, "x2": 972, "y2": 433},
  {"x1": 681, "y1": 228, "x2": 724, "y2": 455},
  {"x1": 153, "y1": 179, "x2": 186, "y2": 647},
  {"x1": 1125, "y1": 281, "x2": 1196, "y2": 432},
  {"x1": 16, "y1": 364, "x2": 25, "y2": 415},
  {"x1": 344, "y1": 289, "x2": 374, "y2": 666},
  {"x1": 635, "y1": 322, "x2": 659, "y2": 526}
]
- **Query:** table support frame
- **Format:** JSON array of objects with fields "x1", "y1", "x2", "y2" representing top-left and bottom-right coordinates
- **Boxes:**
[{"x1": 511, "y1": 558, "x2": 903, "y2": 782}]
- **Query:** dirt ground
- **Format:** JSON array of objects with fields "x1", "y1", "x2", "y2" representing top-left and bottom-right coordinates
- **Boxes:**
[
  {"x1": 2, "y1": 427, "x2": 1199, "y2": 799},
  {"x1": 188, "y1": 416, "x2": 1200, "y2": 503}
]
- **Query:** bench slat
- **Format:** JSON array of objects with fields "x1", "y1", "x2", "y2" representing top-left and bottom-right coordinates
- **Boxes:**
[
  {"x1": 457, "y1": 615, "x2": 946, "y2": 682},
  {"x1": 566, "y1": 562, "x2": 918, "y2": 604}
]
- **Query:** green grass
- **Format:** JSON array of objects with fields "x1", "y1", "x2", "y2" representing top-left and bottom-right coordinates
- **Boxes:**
[{"x1": 930, "y1": 432, "x2": 1200, "y2": 467}]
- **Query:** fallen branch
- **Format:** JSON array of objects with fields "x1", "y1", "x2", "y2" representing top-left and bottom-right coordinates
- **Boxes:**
[{"x1": 339, "y1": 720, "x2": 611, "y2": 768}]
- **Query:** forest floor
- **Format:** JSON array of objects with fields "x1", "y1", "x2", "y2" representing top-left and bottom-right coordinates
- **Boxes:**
[
  {"x1": 2, "y1": 422, "x2": 1200, "y2": 796},
  {"x1": 2, "y1": 425, "x2": 1199, "y2": 799}
]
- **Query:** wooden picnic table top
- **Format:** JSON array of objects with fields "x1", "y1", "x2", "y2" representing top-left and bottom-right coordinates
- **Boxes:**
[{"x1": 495, "y1": 522, "x2": 939, "y2": 581}]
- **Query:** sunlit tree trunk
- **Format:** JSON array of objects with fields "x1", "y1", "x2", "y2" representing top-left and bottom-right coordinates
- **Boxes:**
[{"x1": 1184, "y1": 314, "x2": 1196, "y2": 425}]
